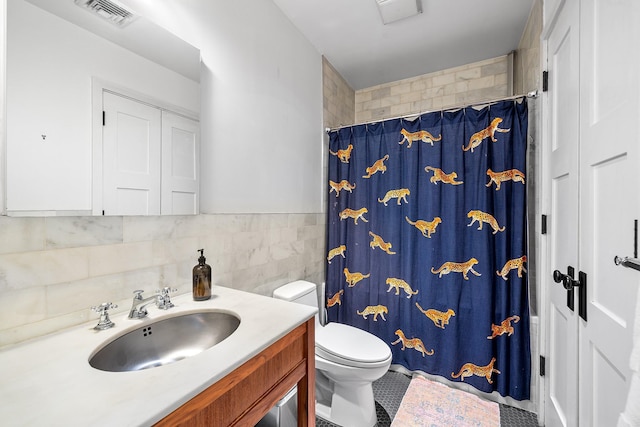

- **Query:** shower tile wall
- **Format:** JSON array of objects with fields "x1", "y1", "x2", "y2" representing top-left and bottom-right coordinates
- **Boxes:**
[
  {"x1": 355, "y1": 55, "x2": 511, "y2": 123},
  {"x1": 323, "y1": 57, "x2": 356, "y2": 130},
  {"x1": 0, "y1": 213, "x2": 325, "y2": 347}
]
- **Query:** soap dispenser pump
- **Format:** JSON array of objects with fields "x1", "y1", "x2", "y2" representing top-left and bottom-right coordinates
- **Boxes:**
[{"x1": 192, "y1": 249, "x2": 211, "y2": 301}]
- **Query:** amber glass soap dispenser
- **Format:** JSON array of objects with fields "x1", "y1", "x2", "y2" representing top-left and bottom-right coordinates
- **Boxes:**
[{"x1": 192, "y1": 249, "x2": 211, "y2": 301}]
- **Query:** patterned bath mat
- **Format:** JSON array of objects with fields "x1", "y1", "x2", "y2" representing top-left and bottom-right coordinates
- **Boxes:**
[{"x1": 391, "y1": 375, "x2": 500, "y2": 427}]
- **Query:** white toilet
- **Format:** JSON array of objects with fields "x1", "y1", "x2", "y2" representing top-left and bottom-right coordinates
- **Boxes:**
[{"x1": 273, "y1": 280, "x2": 392, "y2": 427}]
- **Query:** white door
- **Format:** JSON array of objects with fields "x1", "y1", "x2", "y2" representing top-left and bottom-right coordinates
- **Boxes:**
[
  {"x1": 102, "y1": 92, "x2": 161, "y2": 215},
  {"x1": 545, "y1": 0, "x2": 580, "y2": 425},
  {"x1": 578, "y1": 0, "x2": 640, "y2": 425},
  {"x1": 545, "y1": 1, "x2": 640, "y2": 426},
  {"x1": 161, "y1": 111, "x2": 200, "y2": 215}
]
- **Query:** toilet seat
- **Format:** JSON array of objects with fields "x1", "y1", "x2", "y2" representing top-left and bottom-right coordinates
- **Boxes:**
[{"x1": 315, "y1": 322, "x2": 392, "y2": 369}]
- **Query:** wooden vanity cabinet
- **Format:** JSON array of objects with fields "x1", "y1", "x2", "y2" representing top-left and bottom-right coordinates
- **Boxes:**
[{"x1": 155, "y1": 318, "x2": 315, "y2": 427}]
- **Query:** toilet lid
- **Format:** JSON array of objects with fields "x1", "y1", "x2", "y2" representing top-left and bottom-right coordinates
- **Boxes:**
[{"x1": 315, "y1": 322, "x2": 391, "y2": 366}]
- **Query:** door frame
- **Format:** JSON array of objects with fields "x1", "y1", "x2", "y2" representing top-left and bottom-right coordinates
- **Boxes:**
[{"x1": 538, "y1": 0, "x2": 570, "y2": 424}]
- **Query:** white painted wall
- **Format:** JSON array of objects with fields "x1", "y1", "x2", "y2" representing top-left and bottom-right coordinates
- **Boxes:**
[
  {"x1": 122, "y1": 0, "x2": 325, "y2": 214},
  {"x1": 6, "y1": 0, "x2": 199, "y2": 213},
  {"x1": 0, "y1": 0, "x2": 6, "y2": 216}
]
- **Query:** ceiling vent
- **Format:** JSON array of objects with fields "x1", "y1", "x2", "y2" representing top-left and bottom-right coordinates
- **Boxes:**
[
  {"x1": 376, "y1": 0, "x2": 423, "y2": 25},
  {"x1": 74, "y1": 0, "x2": 137, "y2": 27}
]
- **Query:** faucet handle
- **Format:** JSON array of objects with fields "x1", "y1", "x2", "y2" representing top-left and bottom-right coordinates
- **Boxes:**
[
  {"x1": 91, "y1": 302, "x2": 118, "y2": 330},
  {"x1": 92, "y1": 302, "x2": 117, "y2": 313},
  {"x1": 132, "y1": 289, "x2": 145, "y2": 299},
  {"x1": 156, "y1": 287, "x2": 178, "y2": 310}
]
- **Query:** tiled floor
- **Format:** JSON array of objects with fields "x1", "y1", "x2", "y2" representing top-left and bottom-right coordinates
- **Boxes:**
[{"x1": 316, "y1": 370, "x2": 539, "y2": 426}]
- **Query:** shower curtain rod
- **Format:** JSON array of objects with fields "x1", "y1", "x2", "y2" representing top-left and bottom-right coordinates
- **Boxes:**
[{"x1": 326, "y1": 90, "x2": 538, "y2": 133}]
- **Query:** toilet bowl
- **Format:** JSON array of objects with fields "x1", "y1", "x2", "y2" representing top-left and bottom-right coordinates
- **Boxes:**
[{"x1": 273, "y1": 280, "x2": 392, "y2": 427}]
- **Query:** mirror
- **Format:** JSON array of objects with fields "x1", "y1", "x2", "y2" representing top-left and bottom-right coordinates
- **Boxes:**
[{"x1": 5, "y1": 0, "x2": 200, "y2": 216}]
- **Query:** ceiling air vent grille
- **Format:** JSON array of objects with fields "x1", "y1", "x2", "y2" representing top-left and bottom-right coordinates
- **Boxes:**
[{"x1": 74, "y1": 0, "x2": 137, "y2": 27}]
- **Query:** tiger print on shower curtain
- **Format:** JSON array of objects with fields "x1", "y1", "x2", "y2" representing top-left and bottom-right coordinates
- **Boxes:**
[{"x1": 325, "y1": 99, "x2": 530, "y2": 400}]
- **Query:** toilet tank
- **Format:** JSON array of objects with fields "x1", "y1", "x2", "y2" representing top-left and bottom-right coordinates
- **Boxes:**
[{"x1": 273, "y1": 280, "x2": 318, "y2": 308}]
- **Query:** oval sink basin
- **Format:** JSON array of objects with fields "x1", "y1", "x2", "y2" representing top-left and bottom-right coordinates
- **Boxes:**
[{"x1": 89, "y1": 311, "x2": 240, "y2": 372}]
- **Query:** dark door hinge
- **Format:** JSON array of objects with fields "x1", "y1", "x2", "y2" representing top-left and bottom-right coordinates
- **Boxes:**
[
  {"x1": 540, "y1": 355, "x2": 546, "y2": 376},
  {"x1": 102, "y1": 210, "x2": 105, "y2": 216},
  {"x1": 102, "y1": 111, "x2": 106, "y2": 126},
  {"x1": 542, "y1": 71, "x2": 549, "y2": 92},
  {"x1": 541, "y1": 214, "x2": 547, "y2": 235}
]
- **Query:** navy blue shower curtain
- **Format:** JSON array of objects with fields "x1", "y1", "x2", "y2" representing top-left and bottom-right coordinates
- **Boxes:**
[{"x1": 325, "y1": 99, "x2": 530, "y2": 400}]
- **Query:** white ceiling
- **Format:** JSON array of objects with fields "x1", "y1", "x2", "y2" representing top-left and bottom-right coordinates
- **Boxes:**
[{"x1": 272, "y1": 0, "x2": 535, "y2": 90}]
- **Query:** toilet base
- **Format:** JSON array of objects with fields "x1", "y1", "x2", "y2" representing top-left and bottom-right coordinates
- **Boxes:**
[{"x1": 315, "y1": 379, "x2": 377, "y2": 427}]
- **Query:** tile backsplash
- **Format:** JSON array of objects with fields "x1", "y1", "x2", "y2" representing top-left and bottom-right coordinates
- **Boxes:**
[{"x1": 0, "y1": 213, "x2": 326, "y2": 347}]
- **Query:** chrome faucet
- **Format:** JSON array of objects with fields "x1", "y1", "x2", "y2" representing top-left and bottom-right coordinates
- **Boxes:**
[{"x1": 128, "y1": 290, "x2": 160, "y2": 319}]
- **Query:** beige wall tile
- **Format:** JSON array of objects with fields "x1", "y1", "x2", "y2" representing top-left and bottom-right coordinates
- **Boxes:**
[
  {"x1": 362, "y1": 99, "x2": 382, "y2": 111},
  {"x1": 371, "y1": 86, "x2": 391, "y2": 100},
  {"x1": 0, "y1": 247, "x2": 90, "y2": 291},
  {"x1": 355, "y1": 55, "x2": 510, "y2": 123},
  {"x1": 400, "y1": 91, "x2": 423, "y2": 104},
  {"x1": 495, "y1": 73, "x2": 508, "y2": 86},
  {"x1": 0, "y1": 287, "x2": 46, "y2": 330},
  {"x1": 391, "y1": 103, "x2": 412, "y2": 117},
  {"x1": 1, "y1": 213, "x2": 325, "y2": 347},
  {"x1": 45, "y1": 217, "x2": 123, "y2": 249},
  {"x1": 0, "y1": 217, "x2": 45, "y2": 255},
  {"x1": 152, "y1": 236, "x2": 200, "y2": 266},
  {"x1": 390, "y1": 83, "x2": 411, "y2": 96},
  {"x1": 468, "y1": 75, "x2": 496, "y2": 91},
  {"x1": 432, "y1": 73, "x2": 456, "y2": 86},
  {"x1": 380, "y1": 96, "x2": 401, "y2": 108},
  {"x1": 425, "y1": 86, "x2": 445, "y2": 98},
  {"x1": 88, "y1": 242, "x2": 154, "y2": 277},
  {"x1": 410, "y1": 79, "x2": 429, "y2": 92},
  {"x1": 371, "y1": 107, "x2": 391, "y2": 120},
  {"x1": 356, "y1": 90, "x2": 372, "y2": 103},
  {"x1": 412, "y1": 99, "x2": 433, "y2": 112},
  {"x1": 323, "y1": 57, "x2": 355, "y2": 129},
  {"x1": 481, "y1": 60, "x2": 508, "y2": 77},
  {"x1": 456, "y1": 68, "x2": 482, "y2": 81},
  {"x1": 357, "y1": 110, "x2": 373, "y2": 123}
]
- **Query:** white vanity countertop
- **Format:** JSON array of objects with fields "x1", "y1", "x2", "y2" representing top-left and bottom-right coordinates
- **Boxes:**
[{"x1": 0, "y1": 286, "x2": 317, "y2": 427}]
